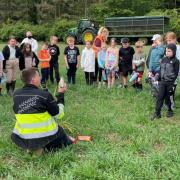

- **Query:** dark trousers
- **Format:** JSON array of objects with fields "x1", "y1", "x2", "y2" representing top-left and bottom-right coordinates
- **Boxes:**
[
  {"x1": 98, "y1": 67, "x2": 107, "y2": 82},
  {"x1": 50, "y1": 61, "x2": 60, "y2": 83},
  {"x1": 156, "y1": 81, "x2": 174, "y2": 114},
  {"x1": 85, "y1": 72, "x2": 94, "y2": 85},
  {"x1": 94, "y1": 59, "x2": 99, "y2": 81},
  {"x1": 67, "y1": 65, "x2": 77, "y2": 84},
  {"x1": 45, "y1": 126, "x2": 72, "y2": 152},
  {"x1": 41, "y1": 68, "x2": 49, "y2": 85}
]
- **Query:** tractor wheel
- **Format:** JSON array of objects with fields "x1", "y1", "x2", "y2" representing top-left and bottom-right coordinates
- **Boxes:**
[
  {"x1": 82, "y1": 29, "x2": 96, "y2": 44},
  {"x1": 138, "y1": 38, "x2": 148, "y2": 45}
]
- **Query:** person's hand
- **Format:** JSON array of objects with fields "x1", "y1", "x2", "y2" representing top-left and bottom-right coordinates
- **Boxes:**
[
  {"x1": 76, "y1": 64, "x2": 79, "y2": 68},
  {"x1": 3, "y1": 69, "x2": 7, "y2": 73},
  {"x1": 148, "y1": 72, "x2": 152, "y2": 77},
  {"x1": 152, "y1": 43, "x2": 157, "y2": 48},
  {"x1": 58, "y1": 83, "x2": 67, "y2": 93},
  {"x1": 66, "y1": 65, "x2": 69, "y2": 69},
  {"x1": 105, "y1": 64, "x2": 108, "y2": 69}
]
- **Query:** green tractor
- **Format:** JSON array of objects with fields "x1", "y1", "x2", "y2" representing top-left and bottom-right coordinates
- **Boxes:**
[{"x1": 66, "y1": 19, "x2": 99, "y2": 44}]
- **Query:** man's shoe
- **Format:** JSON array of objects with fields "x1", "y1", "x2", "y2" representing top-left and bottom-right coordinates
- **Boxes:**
[
  {"x1": 167, "y1": 111, "x2": 173, "y2": 118},
  {"x1": 151, "y1": 113, "x2": 161, "y2": 121}
]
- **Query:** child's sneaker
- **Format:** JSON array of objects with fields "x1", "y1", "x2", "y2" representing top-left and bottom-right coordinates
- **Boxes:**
[
  {"x1": 117, "y1": 84, "x2": 123, "y2": 88},
  {"x1": 151, "y1": 113, "x2": 161, "y2": 121},
  {"x1": 98, "y1": 82, "x2": 101, "y2": 89},
  {"x1": 167, "y1": 110, "x2": 173, "y2": 118}
]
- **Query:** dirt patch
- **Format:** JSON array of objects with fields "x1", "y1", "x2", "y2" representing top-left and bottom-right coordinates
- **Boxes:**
[{"x1": 153, "y1": 143, "x2": 165, "y2": 152}]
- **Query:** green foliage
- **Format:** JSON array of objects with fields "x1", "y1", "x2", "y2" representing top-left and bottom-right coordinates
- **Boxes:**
[
  {"x1": 0, "y1": 20, "x2": 76, "y2": 41},
  {"x1": 49, "y1": 19, "x2": 76, "y2": 41},
  {"x1": 147, "y1": 9, "x2": 180, "y2": 37}
]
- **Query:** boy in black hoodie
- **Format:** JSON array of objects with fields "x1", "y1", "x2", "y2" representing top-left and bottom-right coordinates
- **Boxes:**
[
  {"x1": 48, "y1": 36, "x2": 60, "y2": 84},
  {"x1": 152, "y1": 44, "x2": 179, "y2": 120}
]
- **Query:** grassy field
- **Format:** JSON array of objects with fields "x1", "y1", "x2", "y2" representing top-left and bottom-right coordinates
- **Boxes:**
[{"x1": 0, "y1": 43, "x2": 180, "y2": 179}]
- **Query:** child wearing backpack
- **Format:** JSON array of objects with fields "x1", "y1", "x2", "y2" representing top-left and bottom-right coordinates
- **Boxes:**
[
  {"x1": 81, "y1": 41, "x2": 95, "y2": 85},
  {"x1": 105, "y1": 38, "x2": 119, "y2": 88}
]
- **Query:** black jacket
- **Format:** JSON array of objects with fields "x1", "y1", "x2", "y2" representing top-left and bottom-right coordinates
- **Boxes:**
[
  {"x1": 119, "y1": 46, "x2": 135, "y2": 67},
  {"x1": 48, "y1": 44, "x2": 60, "y2": 63},
  {"x1": 12, "y1": 84, "x2": 65, "y2": 150},
  {"x1": 2, "y1": 45, "x2": 22, "y2": 69},
  {"x1": 19, "y1": 52, "x2": 39, "y2": 70},
  {"x1": 160, "y1": 56, "x2": 179, "y2": 83}
]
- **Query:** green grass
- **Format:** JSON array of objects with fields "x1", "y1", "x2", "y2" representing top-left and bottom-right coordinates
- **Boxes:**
[{"x1": 0, "y1": 43, "x2": 180, "y2": 179}]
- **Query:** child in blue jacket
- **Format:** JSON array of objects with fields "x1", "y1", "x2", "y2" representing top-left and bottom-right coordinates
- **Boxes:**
[{"x1": 149, "y1": 34, "x2": 165, "y2": 76}]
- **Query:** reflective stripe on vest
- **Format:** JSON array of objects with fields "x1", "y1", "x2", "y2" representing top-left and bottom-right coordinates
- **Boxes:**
[
  {"x1": 56, "y1": 103, "x2": 65, "y2": 120},
  {"x1": 13, "y1": 112, "x2": 58, "y2": 139},
  {"x1": 13, "y1": 127, "x2": 58, "y2": 139}
]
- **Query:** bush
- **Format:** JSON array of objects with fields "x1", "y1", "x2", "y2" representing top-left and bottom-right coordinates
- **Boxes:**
[
  {"x1": 146, "y1": 9, "x2": 180, "y2": 38},
  {"x1": 49, "y1": 19, "x2": 76, "y2": 41},
  {"x1": 0, "y1": 19, "x2": 76, "y2": 42}
]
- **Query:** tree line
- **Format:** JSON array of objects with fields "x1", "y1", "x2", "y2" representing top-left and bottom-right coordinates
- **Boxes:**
[
  {"x1": 0, "y1": 0, "x2": 179, "y2": 24},
  {"x1": 0, "y1": 0, "x2": 179, "y2": 40}
]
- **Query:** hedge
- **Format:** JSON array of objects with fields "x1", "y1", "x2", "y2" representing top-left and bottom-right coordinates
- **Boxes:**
[{"x1": 0, "y1": 19, "x2": 76, "y2": 42}]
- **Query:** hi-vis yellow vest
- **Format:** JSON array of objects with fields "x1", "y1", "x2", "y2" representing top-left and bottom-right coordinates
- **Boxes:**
[{"x1": 13, "y1": 111, "x2": 59, "y2": 139}]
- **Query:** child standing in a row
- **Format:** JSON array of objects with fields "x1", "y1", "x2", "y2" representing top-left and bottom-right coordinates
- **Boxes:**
[
  {"x1": 98, "y1": 43, "x2": 107, "y2": 87},
  {"x1": 165, "y1": 32, "x2": 180, "y2": 109},
  {"x1": 105, "y1": 38, "x2": 119, "y2": 88},
  {"x1": 38, "y1": 42, "x2": 51, "y2": 88},
  {"x1": 132, "y1": 41, "x2": 146, "y2": 90},
  {"x1": 81, "y1": 41, "x2": 95, "y2": 85},
  {"x1": 148, "y1": 34, "x2": 165, "y2": 76},
  {"x1": 119, "y1": 38, "x2": 135, "y2": 88},
  {"x1": 64, "y1": 36, "x2": 80, "y2": 85},
  {"x1": 0, "y1": 52, "x2": 4, "y2": 95},
  {"x1": 48, "y1": 36, "x2": 60, "y2": 84},
  {"x1": 152, "y1": 44, "x2": 179, "y2": 120}
]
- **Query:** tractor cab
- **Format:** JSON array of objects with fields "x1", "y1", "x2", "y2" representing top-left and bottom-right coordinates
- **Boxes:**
[{"x1": 66, "y1": 19, "x2": 99, "y2": 44}]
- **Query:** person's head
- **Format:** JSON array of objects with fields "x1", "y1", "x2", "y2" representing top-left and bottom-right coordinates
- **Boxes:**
[
  {"x1": 110, "y1": 38, "x2": 117, "y2": 48},
  {"x1": 121, "y1": 38, "x2": 129, "y2": 48},
  {"x1": 50, "y1": 36, "x2": 58, "y2": 45},
  {"x1": 41, "y1": 42, "x2": 48, "y2": 50},
  {"x1": 166, "y1": 43, "x2": 177, "y2": 58},
  {"x1": 98, "y1": 27, "x2": 109, "y2": 41},
  {"x1": 66, "y1": 36, "x2": 75, "y2": 47},
  {"x1": 22, "y1": 43, "x2": 32, "y2": 56},
  {"x1": 151, "y1": 34, "x2": 162, "y2": 45},
  {"x1": 21, "y1": 68, "x2": 40, "y2": 87},
  {"x1": 135, "y1": 41, "x2": 144, "y2": 53},
  {"x1": 101, "y1": 42, "x2": 107, "y2": 51},
  {"x1": 85, "y1": 41, "x2": 92, "y2": 49},
  {"x1": 8, "y1": 36, "x2": 17, "y2": 47},
  {"x1": 26, "y1": 31, "x2": 33, "y2": 39},
  {"x1": 165, "y1": 32, "x2": 177, "y2": 45}
]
